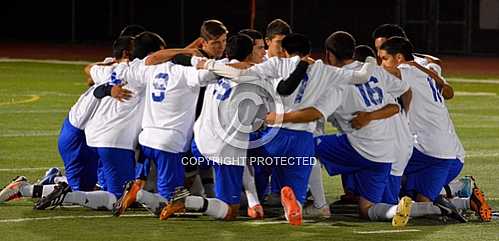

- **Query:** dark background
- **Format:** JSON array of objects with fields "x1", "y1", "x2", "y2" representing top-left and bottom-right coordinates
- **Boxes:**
[{"x1": 1, "y1": 0, "x2": 498, "y2": 56}]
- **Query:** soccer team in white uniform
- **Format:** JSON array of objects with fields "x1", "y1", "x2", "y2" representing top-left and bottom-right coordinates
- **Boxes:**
[{"x1": 0, "y1": 20, "x2": 492, "y2": 226}]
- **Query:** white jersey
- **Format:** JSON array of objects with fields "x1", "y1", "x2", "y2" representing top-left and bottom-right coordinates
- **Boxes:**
[
  {"x1": 67, "y1": 65, "x2": 111, "y2": 129},
  {"x1": 194, "y1": 59, "x2": 273, "y2": 166},
  {"x1": 398, "y1": 63, "x2": 463, "y2": 160},
  {"x1": 330, "y1": 61, "x2": 410, "y2": 163},
  {"x1": 138, "y1": 61, "x2": 217, "y2": 153},
  {"x1": 389, "y1": 109, "x2": 413, "y2": 176},
  {"x1": 245, "y1": 56, "x2": 363, "y2": 133},
  {"x1": 84, "y1": 59, "x2": 147, "y2": 150}
]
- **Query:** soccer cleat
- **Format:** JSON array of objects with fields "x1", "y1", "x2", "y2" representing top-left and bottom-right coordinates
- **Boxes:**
[
  {"x1": 280, "y1": 186, "x2": 302, "y2": 226},
  {"x1": 0, "y1": 176, "x2": 29, "y2": 202},
  {"x1": 35, "y1": 167, "x2": 62, "y2": 186},
  {"x1": 469, "y1": 183, "x2": 492, "y2": 222},
  {"x1": 303, "y1": 204, "x2": 331, "y2": 219},
  {"x1": 247, "y1": 204, "x2": 264, "y2": 220},
  {"x1": 159, "y1": 187, "x2": 190, "y2": 221},
  {"x1": 34, "y1": 182, "x2": 71, "y2": 210},
  {"x1": 434, "y1": 195, "x2": 467, "y2": 223},
  {"x1": 392, "y1": 196, "x2": 413, "y2": 227},
  {"x1": 112, "y1": 180, "x2": 145, "y2": 217}
]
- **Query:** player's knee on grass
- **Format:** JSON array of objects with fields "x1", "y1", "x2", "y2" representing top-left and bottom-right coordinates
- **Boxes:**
[{"x1": 358, "y1": 196, "x2": 375, "y2": 219}]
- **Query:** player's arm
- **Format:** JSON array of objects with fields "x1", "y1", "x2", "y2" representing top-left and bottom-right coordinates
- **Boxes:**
[
  {"x1": 265, "y1": 107, "x2": 323, "y2": 125},
  {"x1": 351, "y1": 104, "x2": 400, "y2": 129},
  {"x1": 276, "y1": 57, "x2": 314, "y2": 96},
  {"x1": 323, "y1": 56, "x2": 378, "y2": 85},
  {"x1": 408, "y1": 61, "x2": 453, "y2": 99},
  {"x1": 413, "y1": 53, "x2": 442, "y2": 67},
  {"x1": 145, "y1": 48, "x2": 200, "y2": 65},
  {"x1": 84, "y1": 59, "x2": 116, "y2": 86}
]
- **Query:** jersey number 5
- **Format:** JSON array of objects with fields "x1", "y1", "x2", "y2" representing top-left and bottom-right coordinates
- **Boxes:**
[
  {"x1": 213, "y1": 78, "x2": 232, "y2": 101},
  {"x1": 355, "y1": 76, "x2": 383, "y2": 107}
]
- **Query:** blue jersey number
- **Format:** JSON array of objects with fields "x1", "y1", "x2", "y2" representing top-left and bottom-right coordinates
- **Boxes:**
[
  {"x1": 355, "y1": 76, "x2": 383, "y2": 107},
  {"x1": 213, "y1": 78, "x2": 232, "y2": 101},
  {"x1": 293, "y1": 74, "x2": 309, "y2": 104},
  {"x1": 426, "y1": 77, "x2": 443, "y2": 103},
  {"x1": 152, "y1": 73, "x2": 168, "y2": 102}
]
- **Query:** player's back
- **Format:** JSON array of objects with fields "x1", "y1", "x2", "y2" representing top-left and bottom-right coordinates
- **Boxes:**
[
  {"x1": 84, "y1": 59, "x2": 147, "y2": 150},
  {"x1": 331, "y1": 61, "x2": 409, "y2": 163},
  {"x1": 398, "y1": 63, "x2": 459, "y2": 159},
  {"x1": 139, "y1": 61, "x2": 205, "y2": 153}
]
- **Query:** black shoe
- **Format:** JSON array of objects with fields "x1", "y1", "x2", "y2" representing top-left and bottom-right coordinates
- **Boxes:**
[
  {"x1": 434, "y1": 195, "x2": 467, "y2": 223},
  {"x1": 34, "y1": 182, "x2": 71, "y2": 210}
]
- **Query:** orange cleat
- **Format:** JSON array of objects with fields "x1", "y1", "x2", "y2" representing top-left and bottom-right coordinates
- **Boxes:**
[
  {"x1": 112, "y1": 179, "x2": 145, "y2": 217},
  {"x1": 280, "y1": 186, "x2": 302, "y2": 226},
  {"x1": 470, "y1": 186, "x2": 492, "y2": 222},
  {"x1": 159, "y1": 187, "x2": 190, "y2": 221},
  {"x1": 247, "y1": 204, "x2": 264, "y2": 220}
]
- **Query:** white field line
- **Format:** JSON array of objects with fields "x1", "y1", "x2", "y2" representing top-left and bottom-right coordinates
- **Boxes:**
[
  {"x1": 354, "y1": 229, "x2": 421, "y2": 234},
  {"x1": 0, "y1": 131, "x2": 59, "y2": 137},
  {"x1": 0, "y1": 167, "x2": 63, "y2": 172},
  {"x1": 0, "y1": 109, "x2": 67, "y2": 114},
  {"x1": 449, "y1": 79, "x2": 499, "y2": 84},
  {"x1": 0, "y1": 58, "x2": 91, "y2": 65},
  {"x1": 454, "y1": 91, "x2": 497, "y2": 96},
  {"x1": 0, "y1": 214, "x2": 152, "y2": 223}
]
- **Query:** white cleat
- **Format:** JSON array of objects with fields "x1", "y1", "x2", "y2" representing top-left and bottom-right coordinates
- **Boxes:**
[
  {"x1": 0, "y1": 176, "x2": 29, "y2": 202},
  {"x1": 303, "y1": 204, "x2": 331, "y2": 219}
]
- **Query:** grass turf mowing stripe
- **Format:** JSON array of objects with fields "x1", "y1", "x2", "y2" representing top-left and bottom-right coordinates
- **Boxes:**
[
  {"x1": 354, "y1": 229, "x2": 421, "y2": 234},
  {"x1": 0, "y1": 214, "x2": 153, "y2": 223}
]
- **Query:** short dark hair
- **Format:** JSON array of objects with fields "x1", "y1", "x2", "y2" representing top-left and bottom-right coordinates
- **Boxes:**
[
  {"x1": 379, "y1": 36, "x2": 414, "y2": 61},
  {"x1": 226, "y1": 34, "x2": 254, "y2": 61},
  {"x1": 372, "y1": 24, "x2": 407, "y2": 40},
  {"x1": 132, "y1": 31, "x2": 166, "y2": 60},
  {"x1": 281, "y1": 33, "x2": 311, "y2": 57},
  {"x1": 238, "y1": 29, "x2": 263, "y2": 41},
  {"x1": 265, "y1": 19, "x2": 292, "y2": 39},
  {"x1": 200, "y1": 20, "x2": 228, "y2": 41},
  {"x1": 112, "y1": 36, "x2": 134, "y2": 59},
  {"x1": 353, "y1": 45, "x2": 376, "y2": 62},
  {"x1": 119, "y1": 24, "x2": 146, "y2": 37},
  {"x1": 325, "y1": 31, "x2": 356, "y2": 61}
]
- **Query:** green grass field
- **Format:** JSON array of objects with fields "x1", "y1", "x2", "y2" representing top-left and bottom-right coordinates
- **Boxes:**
[{"x1": 0, "y1": 61, "x2": 498, "y2": 241}]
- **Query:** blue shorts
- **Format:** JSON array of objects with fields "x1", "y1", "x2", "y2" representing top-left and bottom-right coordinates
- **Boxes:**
[
  {"x1": 315, "y1": 134, "x2": 391, "y2": 204},
  {"x1": 401, "y1": 147, "x2": 456, "y2": 201},
  {"x1": 191, "y1": 140, "x2": 244, "y2": 205},
  {"x1": 58, "y1": 117, "x2": 98, "y2": 191},
  {"x1": 261, "y1": 127, "x2": 315, "y2": 204},
  {"x1": 139, "y1": 145, "x2": 185, "y2": 199},
  {"x1": 96, "y1": 147, "x2": 135, "y2": 198},
  {"x1": 248, "y1": 130, "x2": 273, "y2": 200},
  {"x1": 342, "y1": 174, "x2": 401, "y2": 205},
  {"x1": 445, "y1": 159, "x2": 464, "y2": 185}
]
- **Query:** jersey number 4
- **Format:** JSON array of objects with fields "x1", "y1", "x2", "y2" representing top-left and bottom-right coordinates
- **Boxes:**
[
  {"x1": 152, "y1": 73, "x2": 168, "y2": 102},
  {"x1": 355, "y1": 76, "x2": 383, "y2": 107}
]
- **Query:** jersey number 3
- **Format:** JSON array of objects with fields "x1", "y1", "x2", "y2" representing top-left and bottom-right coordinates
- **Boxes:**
[
  {"x1": 152, "y1": 73, "x2": 168, "y2": 102},
  {"x1": 355, "y1": 76, "x2": 383, "y2": 107}
]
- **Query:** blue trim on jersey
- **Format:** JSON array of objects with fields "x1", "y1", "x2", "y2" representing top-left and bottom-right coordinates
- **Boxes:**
[{"x1": 58, "y1": 117, "x2": 99, "y2": 191}]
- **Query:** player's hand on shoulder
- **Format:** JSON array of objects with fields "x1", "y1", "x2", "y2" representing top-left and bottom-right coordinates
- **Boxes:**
[
  {"x1": 301, "y1": 55, "x2": 315, "y2": 64},
  {"x1": 111, "y1": 84, "x2": 133, "y2": 102}
]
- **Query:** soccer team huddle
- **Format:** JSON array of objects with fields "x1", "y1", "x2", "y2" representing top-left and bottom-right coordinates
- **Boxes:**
[{"x1": 0, "y1": 19, "x2": 493, "y2": 227}]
